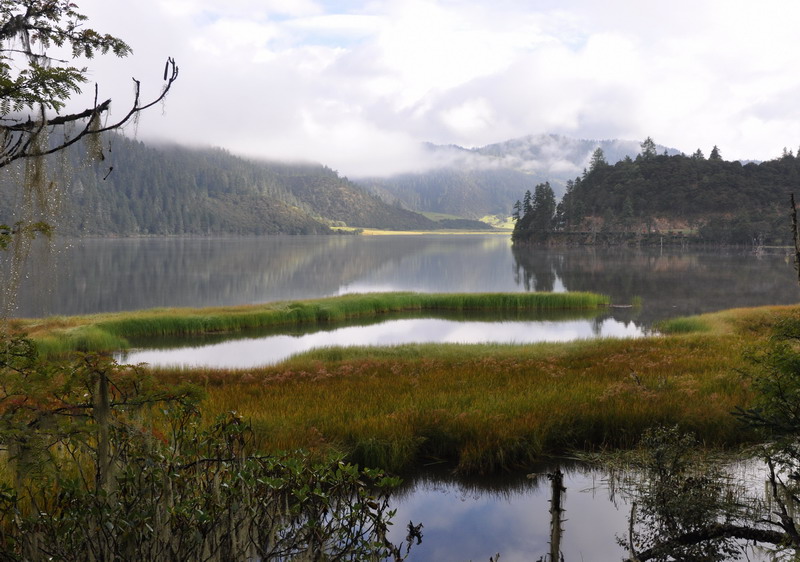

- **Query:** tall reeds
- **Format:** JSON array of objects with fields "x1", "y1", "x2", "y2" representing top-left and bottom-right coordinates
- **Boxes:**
[{"x1": 22, "y1": 292, "x2": 610, "y2": 356}]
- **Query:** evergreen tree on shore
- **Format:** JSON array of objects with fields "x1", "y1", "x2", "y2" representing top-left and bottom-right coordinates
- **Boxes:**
[{"x1": 513, "y1": 141, "x2": 798, "y2": 246}]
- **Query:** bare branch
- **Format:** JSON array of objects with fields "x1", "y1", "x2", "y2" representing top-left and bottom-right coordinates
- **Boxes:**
[
  {"x1": 0, "y1": 57, "x2": 178, "y2": 167},
  {"x1": 624, "y1": 523, "x2": 788, "y2": 562}
]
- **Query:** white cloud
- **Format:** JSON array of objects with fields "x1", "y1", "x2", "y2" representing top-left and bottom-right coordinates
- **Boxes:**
[
  {"x1": 160, "y1": 0, "x2": 323, "y2": 18},
  {"x1": 439, "y1": 98, "x2": 496, "y2": 137},
  {"x1": 65, "y1": 0, "x2": 800, "y2": 175},
  {"x1": 190, "y1": 19, "x2": 282, "y2": 60}
]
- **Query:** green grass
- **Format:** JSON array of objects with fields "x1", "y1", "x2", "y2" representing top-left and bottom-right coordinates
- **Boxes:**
[
  {"x1": 16, "y1": 292, "x2": 611, "y2": 357},
  {"x1": 159, "y1": 331, "x2": 755, "y2": 475},
  {"x1": 657, "y1": 316, "x2": 712, "y2": 334},
  {"x1": 420, "y1": 211, "x2": 465, "y2": 221},
  {"x1": 150, "y1": 302, "x2": 790, "y2": 475},
  {"x1": 480, "y1": 214, "x2": 516, "y2": 230}
]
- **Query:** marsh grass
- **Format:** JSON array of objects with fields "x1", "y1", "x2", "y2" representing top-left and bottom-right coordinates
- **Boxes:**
[
  {"x1": 20, "y1": 296, "x2": 791, "y2": 476},
  {"x1": 18, "y1": 292, "x2": 610, "y2": 357},
  {"x1": 156, "y1": 319, "x2": 762, "y2": 474},
  {"x1": 170, "y1": 303, "x2": 794, "y2": 474},
  {"x1": 657, "y1": 316, "x2": 712, "y2": 334}
]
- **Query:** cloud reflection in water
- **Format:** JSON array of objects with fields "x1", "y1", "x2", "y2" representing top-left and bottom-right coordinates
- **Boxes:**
[
  {"x1": 118, "y1": 317, "x2": 644, "y2": 369},
  {"x1": 388, "y1": 469, "x2": 628, "y2": 561}
]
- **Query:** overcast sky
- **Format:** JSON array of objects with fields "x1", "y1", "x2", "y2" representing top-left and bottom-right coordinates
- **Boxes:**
[{"x1": 71, "y1": 0, "x2": 800, "y2": 176}]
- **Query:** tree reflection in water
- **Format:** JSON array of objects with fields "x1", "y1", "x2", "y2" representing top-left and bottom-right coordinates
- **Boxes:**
[
  {"x1": 390, "y1": 450, "x2": 792, "y2": 562},
  {"x1": 511, "y1": 245, "x2": 800, "y2": 329},
  {"x1": 602, "y1": 427, "x2": 789, "y2": 562}
]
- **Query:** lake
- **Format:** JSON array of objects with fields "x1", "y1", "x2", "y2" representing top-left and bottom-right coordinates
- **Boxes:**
[
  {"x1": 9, "y1": 234, "x2": 799, "y2": 321},
  {"x1": 387, "y1": 459, "x2": 772, "y2": 561},
  {"x1": 6, "y1": 234, "x2": 799, "y2": 560},
  {"x1": 390, "y1": 466, "x2": 630, "y2": 561}
]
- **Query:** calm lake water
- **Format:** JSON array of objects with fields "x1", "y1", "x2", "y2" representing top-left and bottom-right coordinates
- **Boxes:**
[
  {"x1": 9, "y1": 233, "x2": 800, "y2": 320},
  {"x1": 390, "y1": 466, "x2": 628, "y2": 561},
  {"x1": 387, "y1": 460, "x2": 772, "y2": 562},
  {"x1": 7, "y1": 234, "x2": 798, "y2": 560}
]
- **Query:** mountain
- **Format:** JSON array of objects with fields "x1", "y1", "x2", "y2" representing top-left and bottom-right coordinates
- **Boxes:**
[
  {"x1": 355, "y1": 167, "x2": 536, "y2": 220},
  {"x1": 353, "y1": 134, "x2": 680, "y2": 219},
  {"x1": 0, "y1": 135, "x2": 441, "y2": 235}
]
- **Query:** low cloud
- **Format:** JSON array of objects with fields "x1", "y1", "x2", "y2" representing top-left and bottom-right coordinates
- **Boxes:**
[{"x1": 66, "y1": 0, "x2": 800, "y2": 176}]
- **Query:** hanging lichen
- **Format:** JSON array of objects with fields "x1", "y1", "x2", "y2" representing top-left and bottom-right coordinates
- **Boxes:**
[
  {"x1": 0, "y1": 115, "x2": 75, "y2": 321},
  {"x1": 2, "y1": 121, "x2": 52, "y2": 320},
  {"x1": 86, "y1": 110, "x2": 105, "y2": 162},
  {"x1": 0, "y1": 3, "x2": 178, "y2": 325}
]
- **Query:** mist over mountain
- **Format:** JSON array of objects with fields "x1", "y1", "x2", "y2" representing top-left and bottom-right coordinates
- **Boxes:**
[
  {"x1": 0, "y1": 133, "x2": 690, "y2": 236},
  {"x1": 0, "y1": 135, "x2": 441, "y2": 235},
  {"x1": 354, "y1": 134, "x2": 681, "y2": 219}
]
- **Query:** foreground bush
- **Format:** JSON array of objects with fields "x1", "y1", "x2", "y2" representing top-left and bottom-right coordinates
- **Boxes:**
[{"x1": 0, "y1": 336, "x2": 418, "y2": 561}]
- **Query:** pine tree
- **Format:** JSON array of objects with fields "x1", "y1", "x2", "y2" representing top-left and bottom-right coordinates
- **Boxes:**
[
  {"x1": 640, "y1": 137, "x2": 657, "y2": 159},
  {"x1": 589, "y1": 147, "x2": 607, "y2": 171},
  {"x1": 523, "y1": 189, "x2": 533, "y2": 215}
]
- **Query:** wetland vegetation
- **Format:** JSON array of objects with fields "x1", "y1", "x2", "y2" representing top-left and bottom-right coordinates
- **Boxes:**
[
  {"x1": 4, "y1": 237, "x2": 800, "y2": 559},
  {"x1": 12, "y1": 291, "x2": 610, "y2": 357},
  {"x1": 8, "y1": 289, "x2": 800, "y2": 559},
  {"x1": 12, "y1": 289, "x2": 785, "y2": 476},
  {"x1": 5, "y1": 236, "x2": 800, "y2": 559},
  {"x1": 143, "y1": 302, "x2": 772, "y2": 475}
]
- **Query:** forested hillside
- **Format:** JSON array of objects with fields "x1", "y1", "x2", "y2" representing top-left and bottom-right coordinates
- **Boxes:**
[
  {"x1": 0, "y1": 135, "x2": 438, "y2": 235},
  {"x1": 357, "y1": 168, "x2": 536, "y2": 219},
  {"x1": 355, "y1": 134, "x2": 679, "y2": 219},
  {"x1": 513, "y1": 142, "x2": 798, "y2": 245}
]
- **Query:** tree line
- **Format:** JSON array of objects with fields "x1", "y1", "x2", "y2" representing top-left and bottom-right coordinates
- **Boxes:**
[{"x1": 513, "y1": 137, "x2": 800, "y2": 245}]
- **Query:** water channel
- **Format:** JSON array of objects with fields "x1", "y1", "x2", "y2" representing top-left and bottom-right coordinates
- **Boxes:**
[
  {"x1": 6, "y1": 234, "x2": 800, "y2": 560},
  {"x1": 118, "y1": 315, "x2": 645, "y2": 368}
]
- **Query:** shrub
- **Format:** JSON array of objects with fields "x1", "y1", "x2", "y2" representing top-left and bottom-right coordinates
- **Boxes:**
[{"x1": 0, "y1": 335, "x2": 418, "y2": 560}]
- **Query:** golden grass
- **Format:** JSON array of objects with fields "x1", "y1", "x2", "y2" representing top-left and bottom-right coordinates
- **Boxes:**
[
  {"x1": 145, "y1": 303, "x2": 793, "y2": 474},
  {"x1": 17, "y1": 297, "x2": 794, "y2": 475}
]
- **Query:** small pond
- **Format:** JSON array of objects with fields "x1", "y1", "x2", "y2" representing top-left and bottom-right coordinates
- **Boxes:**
[
  {"x1": 116, "y1": 314, "x2": 645, "y2": 369},
  {"x1": 387, "y1": 461, "x2": 774, "y2": 561}
]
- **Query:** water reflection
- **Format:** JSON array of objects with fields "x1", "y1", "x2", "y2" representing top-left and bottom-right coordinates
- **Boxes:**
[
  {"x1": 388, "y1": 466, "x2": 628, "y2": 561},
  {"x1": 118, "y1": 315, "x2": 644, "y2": 369},
  {"x1": 512, "y1": 245, "x2": 800, "y2": 325},
  {"x1": 6, "y1": 235, "x2": 518, "y2": 317},
  {"x1": 389, "y1": 459, "x2": 775, "y2": 562},
  {"x1": 6, "y1": 236, "x2": 799, "y2": 327}
]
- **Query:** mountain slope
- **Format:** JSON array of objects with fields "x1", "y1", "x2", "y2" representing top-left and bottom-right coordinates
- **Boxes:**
[
  {"x1": 0, "y1": 135, "x2": 438, "y2": 235},
  {"x1": 356, "y1": 167, "x2": 536, "y2": 219},
  {"x1": 354, "y1": 134, "x2": 681, "y2": 219},
  {"x1": 268, "y1": 164, "x2": 436, "y2": 230}
]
